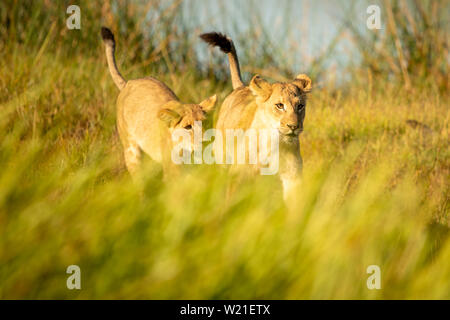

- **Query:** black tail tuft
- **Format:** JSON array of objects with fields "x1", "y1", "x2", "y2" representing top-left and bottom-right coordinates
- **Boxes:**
[
  {"x1": 200, "y1": 32, "x2": 232, "y2": 53},
  {"x1": 101, "y1": 27, "x2": 115, "y2": 43}
]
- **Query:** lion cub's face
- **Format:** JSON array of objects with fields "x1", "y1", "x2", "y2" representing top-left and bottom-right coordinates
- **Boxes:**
[
  {"x1": 157, "y1": 95, "x2": 217, "y2": 151},
  {"x1": 249, "y1": 74, "x2": 312, "y2": 140}
]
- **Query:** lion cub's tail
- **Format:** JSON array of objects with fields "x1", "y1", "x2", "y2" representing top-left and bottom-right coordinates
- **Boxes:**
[
  {"x1": 101, "y1": 27, "x2": 126, "y2": 90},
  {"x1": 200, "y1": 32, "x2": 244, "y2": 90}
]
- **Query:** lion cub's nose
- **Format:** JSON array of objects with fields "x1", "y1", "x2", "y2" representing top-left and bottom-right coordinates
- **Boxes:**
[{"x1": 287, "y1": 124, "x2": 298, "y2": 130}]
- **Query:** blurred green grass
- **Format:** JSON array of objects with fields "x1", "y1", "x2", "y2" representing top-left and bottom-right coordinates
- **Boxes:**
[{"x1": 0, "y1": 0, "x2": 449, "y2": 299}]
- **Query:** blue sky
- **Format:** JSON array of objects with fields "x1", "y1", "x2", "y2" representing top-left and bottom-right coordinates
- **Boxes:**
[{"x1": 176, "y1": 0, "x2": 376, "y2": 78}]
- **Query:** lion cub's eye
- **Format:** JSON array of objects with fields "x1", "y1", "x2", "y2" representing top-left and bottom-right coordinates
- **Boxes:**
[
  {"x1": 275, "y1": 103, "x2": 285, "y2": 110},
  {"x1": 184, "y1": 124, "x2": 192, "y2": 130}
]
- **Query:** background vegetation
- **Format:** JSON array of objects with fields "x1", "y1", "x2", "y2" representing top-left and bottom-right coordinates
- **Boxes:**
[{"x1": 0, "y1": 0, "x2": 448, "y2": 299}]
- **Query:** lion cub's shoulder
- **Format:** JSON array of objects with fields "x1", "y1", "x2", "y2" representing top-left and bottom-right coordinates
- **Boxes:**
[{"x1": 217, "y1": 87, "x2": 257, "y2": 130}]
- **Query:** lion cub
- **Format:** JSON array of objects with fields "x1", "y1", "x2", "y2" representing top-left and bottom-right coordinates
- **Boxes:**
[
  {"x1": 101, "y1": 27, "x2": 216, "y2": 174},
  {"x1": 200, "y1": 32, "x2": 312, "y2": 199}
]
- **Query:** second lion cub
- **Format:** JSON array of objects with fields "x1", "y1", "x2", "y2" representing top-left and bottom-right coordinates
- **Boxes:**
[
  {"x1": 101, "y1": 27, "x2": 217, "y2": 174},
  {"x1": 201, "y1": 32, "x2": 312, "y2": 199}
]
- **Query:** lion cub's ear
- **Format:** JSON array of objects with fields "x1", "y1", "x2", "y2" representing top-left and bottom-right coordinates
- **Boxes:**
[
  {"x1": 292, "y1": 74, "x2": 312, "y2": 93},
  {"x1": 199, "y1": 94, "x2": 217, "y2": 113},
  {"x1": 158, "y1": 108, "x2": 181, "y2": 127},
  {"x1": 249, "y1": 75, "x2": 272, "y2": 101}
]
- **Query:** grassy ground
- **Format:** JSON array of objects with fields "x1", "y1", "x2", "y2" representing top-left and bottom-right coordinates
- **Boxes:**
[{"x1": 0, "y1": 1, "x2": 449, "y2": 299}]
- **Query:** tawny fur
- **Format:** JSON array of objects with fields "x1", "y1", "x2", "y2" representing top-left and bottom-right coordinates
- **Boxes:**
[
  {"x1": 102, "y1": 27, "x2": 217, "y2": 174},
  {"x1": 201, "y1": 32, "x2": 312, "y2": 199}
]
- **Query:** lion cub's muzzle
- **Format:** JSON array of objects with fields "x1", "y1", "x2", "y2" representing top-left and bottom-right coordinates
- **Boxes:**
[{"x1": 280, "y1": 124, "x2": 303, "y2": 137}]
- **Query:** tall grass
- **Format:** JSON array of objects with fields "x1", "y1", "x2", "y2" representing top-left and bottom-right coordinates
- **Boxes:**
[
  {"x1": 0, "y1": 0, "x2": 449, "y2": 299},
  {"x1": 342, "y1": 0, "x2": 449, "y2": 91}
]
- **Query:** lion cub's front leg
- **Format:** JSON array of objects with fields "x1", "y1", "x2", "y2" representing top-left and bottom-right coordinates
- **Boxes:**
[
  {"x1": 123, "y1": 141, "x2": 142, "y2": 175},
  {"x1": 279, "y1": 141, "x2": 303, "y2": 200}
]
